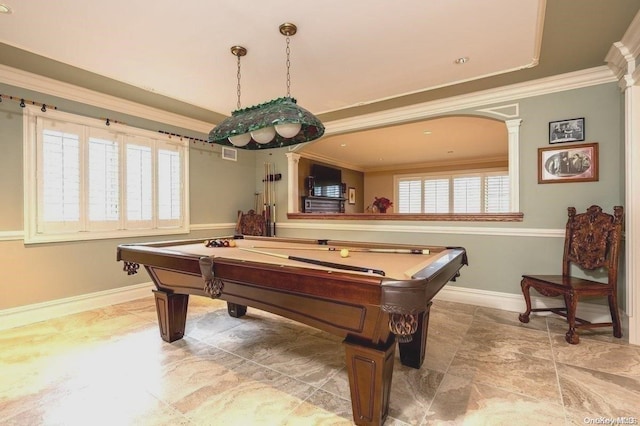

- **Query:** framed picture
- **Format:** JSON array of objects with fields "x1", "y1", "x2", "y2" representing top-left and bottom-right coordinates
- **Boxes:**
[
  {"x1": 538, "y1": 142, "x2": 598, "y2": 184},
  {"x1": 348, "y1": 187, "x2": 356, "y2": 204},
  {"x1": 549, "y1": 118, "x2": 585, "y2": 144}
]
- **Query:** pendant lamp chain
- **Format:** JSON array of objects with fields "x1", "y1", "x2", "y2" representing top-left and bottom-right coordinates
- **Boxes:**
[
  {"x1": 279, "y1": 23, "x2": 297, "y2": 98},
  {"x1": 236, "y1": 52, "x2": 242, "y2": 109},
  {"x1": 285, "y1": 34, "x2": 292, "y2": 98},
  {"x1": 230, "y1": 45, "x2": 247, "y2": 110}
]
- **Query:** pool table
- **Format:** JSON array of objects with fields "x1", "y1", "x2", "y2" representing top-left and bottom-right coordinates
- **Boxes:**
[{"x1": 117, "y1": 236, "x2": 467, "y2": 425}]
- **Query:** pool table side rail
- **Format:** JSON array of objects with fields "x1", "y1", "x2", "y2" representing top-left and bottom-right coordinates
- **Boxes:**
[{"x1": 117, "y1": 242, "x2": 466, "y2": 311}]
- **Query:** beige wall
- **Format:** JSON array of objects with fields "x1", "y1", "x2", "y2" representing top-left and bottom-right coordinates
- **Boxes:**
[
  {"x1": 0, "y1": 83, "x2": 257, "y2": 310},
  {"x1": 273, "y1": 83, "x2": 626, "y2": 305},
  {"x1": 0, "y1": 80, "x2": 627, "y2": 316}
]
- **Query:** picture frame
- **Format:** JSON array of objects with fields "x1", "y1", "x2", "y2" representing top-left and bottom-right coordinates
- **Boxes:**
[
  {"x1": 549, "y1": 117, "x2": 585, "y2": 144},
  {"x1": 348, "y1": 187, "x2": 356, "y2": 204},
  {"x1": 538, "y1": 142, "x2": 598, "y2": 184}
]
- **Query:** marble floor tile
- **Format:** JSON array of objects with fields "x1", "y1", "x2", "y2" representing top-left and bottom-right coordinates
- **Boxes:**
[
  {"x1": 2, "y1": 296, "x2": 639, "y2": 426},
  {"x1": 284, "y1": 389, "x2": 355, "y2": 425},
  {"x1": 551, "y1": 334, "x2": 640, "y2": 379},
  {"x1": 452, "y1": 382, "x2": 566, "y2": 426},
  {"x1": 198, "y1": 318, "x2": 345, "y2": 388},
  {"x1": 447, "y1": 340, "x2": 562, "y2": 404},
  {"x1": 423, "y1": 308, "x2": 474, "y2": 373},
  {"x1": 558, "y1": 362, "x2": 640, "y2": 419},
  {"x1": 388, "y1": 364, "x2": 445, "y2": 425},
  {"x1": 545, "y1": 315, "x2": 630, "y2": 345},
  {"x1": 463, "y1": 319, "x2": 553, "y2": 360},
  {"x1": 473, "y1": 306, "x2": 549, "y2": 332}
]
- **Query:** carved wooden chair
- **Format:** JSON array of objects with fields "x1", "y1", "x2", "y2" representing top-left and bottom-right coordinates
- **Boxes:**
[
  {"x1": 235, "y1": 209, "x2": 266, "y2": 236},
  {"x1": 519, "y1": 205, "x2": 624, "y2": 344}
]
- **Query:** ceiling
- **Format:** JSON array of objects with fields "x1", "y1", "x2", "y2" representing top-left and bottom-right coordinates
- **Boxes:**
[
  {"x1": 304, "y1": 116, "x2": 509, "y2": 171},
  {"x1": 0, "y1": 1, "x2": 638, "y2": 169}
]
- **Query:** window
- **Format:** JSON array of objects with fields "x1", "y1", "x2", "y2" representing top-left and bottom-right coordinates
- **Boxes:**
[
  {"x1": 395, "y1": 170, "x2": 509, "y2": 214},
  {"x1": 24, "y1": 107, "x2": 189, "y2": 243}
]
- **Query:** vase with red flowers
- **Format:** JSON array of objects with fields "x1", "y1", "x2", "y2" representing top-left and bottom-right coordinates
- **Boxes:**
[{"x1": 372, "y1": 197, "x2": 393, "y2": 213}]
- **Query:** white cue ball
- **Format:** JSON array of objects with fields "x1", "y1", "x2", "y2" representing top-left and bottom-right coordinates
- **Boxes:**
[{"x1": 340, "y1": 249, "x2": 350, "y2": 258}]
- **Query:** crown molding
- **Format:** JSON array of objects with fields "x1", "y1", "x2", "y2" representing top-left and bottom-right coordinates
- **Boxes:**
[
  {"x1": 621, "y1": 10, "x2": 640, "y2": 59},
  {"x1": 324, "y1": 66, "x2": 616, "y2": 135},
  {"x1": 606, "y1": 11, "x2": 640, "y2": 88},
  {"x1": 0, "y1": 64, "x2": 214, "y2": 133},
  {"x1": 298, "y1": 151, "x2": 364, "y2": 173}
]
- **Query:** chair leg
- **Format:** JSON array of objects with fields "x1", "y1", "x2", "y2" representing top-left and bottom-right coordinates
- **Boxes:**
[
  {"x1": 608, "y1": 293, "x2": 623, "y2": 338},
  {"x1": 519, "y1": 278, "x2": 532, "y2": 323},
  {"x1": 564, "y1": 292, "x2": 579, "y2": 344}
]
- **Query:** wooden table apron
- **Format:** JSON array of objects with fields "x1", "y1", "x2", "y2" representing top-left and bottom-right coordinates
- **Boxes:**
[{"x1": 117, "y1": 236, "x2": 467, "y2": 426}]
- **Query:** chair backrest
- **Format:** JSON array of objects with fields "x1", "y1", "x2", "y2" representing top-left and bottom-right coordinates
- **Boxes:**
[
  {"x1": 235, "y1": 209, "x2": 266, "y2": 236},
  {"x1": 562, "y1": 205, "x2": 624, "y2": 284}
]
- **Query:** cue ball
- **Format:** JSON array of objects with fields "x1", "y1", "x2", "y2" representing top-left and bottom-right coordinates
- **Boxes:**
[{"x1": 340, "y1": 249, "x2": 350, "y2": 258}]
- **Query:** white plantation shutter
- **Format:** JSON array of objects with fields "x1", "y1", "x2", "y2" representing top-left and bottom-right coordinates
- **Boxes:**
[
  {"x1": 157, "y1": 145, "x2": 182, "y2": 226},
  {"x1": 126, "y1": 142, "x2": 153, "y2": 226},
  {"x1": 26, "y1": 107, "x2": 189, "y2": 243},
  {"x1": 396, "y1": 170, "x2": 509, "y2": 214},
  {"x1": 88, "y1": 130, "x2": 120, "y2": 230},
  {"x1": 398, "y1": 178, "x2": 422, "y2": 213},
  {"x1": 424, "y1": 178, "x2": 449, "y2": 213},
  {"x1": 453, "y1": 176, "x2": 481, "y2": 213},
  {"x1": 38, "y1": 121, "x2": 82, "y2": 233},
  {"x1": 485, "y1": 173, "x2": 510, "y2": 213}
]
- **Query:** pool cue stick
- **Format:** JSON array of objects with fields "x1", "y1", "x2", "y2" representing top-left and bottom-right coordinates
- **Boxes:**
[
  {"x1": 269, "y1": 162, "x2": 273, "y2": 236},
  {"x1": 254, "y1": 192, "x2": 260, "y2": 212},
  {"x1": 239, "y1": 247, "x2": 386, "y2": 276},
  {"x1": 267, "y1": 162, "x2": 272, "y2": 236},
  {"x1": 250, "y1": 245, "x2": 430, "y2": 254},
  {"x1": 271, "y1": 162, "x2": 276, "y2": 236},
  {"x1": 263, "y1": 162, "x2": 270, "y2": 236}
]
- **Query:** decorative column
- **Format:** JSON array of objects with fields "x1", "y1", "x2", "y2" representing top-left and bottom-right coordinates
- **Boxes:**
[
  {"x1": 623, "y1": 81, "x2": 640, "y2": 345},
  {"x1": 606, "y1": 14, "x2": 640, "y2": 344},
  {"x1": 285, "y1": 152, "x2": 301, "y2": 213},
  {"x1": 506, "y1": 119, "x2": 522, "y2": 212}
]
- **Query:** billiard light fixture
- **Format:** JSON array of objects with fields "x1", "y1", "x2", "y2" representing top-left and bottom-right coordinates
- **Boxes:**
[{"x1": 208, "y1": 22, "x2": 324, "y2": 150}]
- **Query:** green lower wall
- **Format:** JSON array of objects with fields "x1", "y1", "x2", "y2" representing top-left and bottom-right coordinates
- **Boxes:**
[
  {"x1": 254, "y1": 82, "x2": 626, "y2": 308},
  {"x1": 0, "y1": 80, "x2": 626, "y2": 313},
  {"x1": 0, "y1": 83, "x2": 257, "y2": 310}
]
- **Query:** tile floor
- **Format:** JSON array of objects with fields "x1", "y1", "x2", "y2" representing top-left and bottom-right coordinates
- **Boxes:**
[{"x1": 1, "y1": 296, "x2": 639, "y2": 425}]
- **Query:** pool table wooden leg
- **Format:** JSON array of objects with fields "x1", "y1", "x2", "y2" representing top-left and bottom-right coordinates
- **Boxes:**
[
  {"x1": 398, "y1": 301, "x2": 431, "y2": 369},
  {"x1": 344, "y1": 337, "x2": 395, "y2": 426},
  {"x1": 153, "y1": 290, "x2": 189, "y2": 342},
  {"x1": 227, "y1": 302, "x2": 247, "y2": 318}
]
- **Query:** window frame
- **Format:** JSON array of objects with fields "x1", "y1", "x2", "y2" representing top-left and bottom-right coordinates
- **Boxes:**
[{"x1": 23, "y1": 106, "x2": 190, "y2": 244}]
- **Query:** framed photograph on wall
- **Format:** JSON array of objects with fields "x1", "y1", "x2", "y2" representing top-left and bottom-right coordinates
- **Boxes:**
[
  {"x1": 538, "y1": 142, "x2": 598, "y2": 184},
  {"x1": 348, "y1": 187, "x2": 356, "y2": 204},
  {"x1": 549, "y1": 117, "x2": 585, "y2": 144}
]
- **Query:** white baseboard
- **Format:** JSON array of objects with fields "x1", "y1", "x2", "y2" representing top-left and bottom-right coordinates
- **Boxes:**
[
  {"x1": 435, "y1": 285, "x2": 629, "y2": 336},
  {"x1": 0, "y1": 282, "x2": 154, "y2": 331},
  {"x1": 1, "y1": 281, "x2": 627, "y2": 337}
]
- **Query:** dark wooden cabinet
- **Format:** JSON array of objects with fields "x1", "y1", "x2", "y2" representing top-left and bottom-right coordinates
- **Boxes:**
[{"x1": 302, "y1": 196, "x2": 345, "y2": 213}]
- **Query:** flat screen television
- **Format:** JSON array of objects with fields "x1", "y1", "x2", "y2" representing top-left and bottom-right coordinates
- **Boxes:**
[{"x1": 311, "y1": 164, "x2": 342, "y2": 198}]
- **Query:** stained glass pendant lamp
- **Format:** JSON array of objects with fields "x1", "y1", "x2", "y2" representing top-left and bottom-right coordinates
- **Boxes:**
[{"x1": 208, "y1": 23, "x2": 324, "y2": 150}]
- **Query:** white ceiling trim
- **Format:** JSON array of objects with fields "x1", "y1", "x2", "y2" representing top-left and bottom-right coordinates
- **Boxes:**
[
  {"x1": 324, "y1": 66, "x2": 616, "y2": 136},
  {"x1": 0, "y1": 64, "x2": 215, "y2": 134},
  {"x1": 476, "y1": 103, "x2": 520, "y2": 118},
  {"x1": 0, "y1": 63, "x2": 616, "y2": 139},
  {"x1": 299, "y1": 151, "x2": 365, "y2": 173}
]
